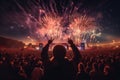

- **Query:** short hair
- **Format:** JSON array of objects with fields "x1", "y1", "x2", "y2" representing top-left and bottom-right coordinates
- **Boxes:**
[{"x1": 53, "y1": 45, "x2": 66, "y2": 59}]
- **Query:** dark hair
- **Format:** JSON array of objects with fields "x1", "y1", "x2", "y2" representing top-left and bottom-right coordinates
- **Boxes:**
[{"x1": 53, "y1": 45, "x2": 66, "y2": 59}]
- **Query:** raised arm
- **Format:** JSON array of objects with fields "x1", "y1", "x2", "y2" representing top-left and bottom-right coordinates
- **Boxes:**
[
  {"x1": 68, "y1": 38, "x2": 82, "y2": 64},
  {"x1": 41, "y1": 39, "x2": 53, "y2": 67}
]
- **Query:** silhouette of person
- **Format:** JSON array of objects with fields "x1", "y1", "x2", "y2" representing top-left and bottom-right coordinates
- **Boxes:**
[
  {"x1": 76, "y1": 62, "x2": 90, "y2": 80},
  {"x1": 41, "y1": 38, "x2": 82, "y2": 80}
]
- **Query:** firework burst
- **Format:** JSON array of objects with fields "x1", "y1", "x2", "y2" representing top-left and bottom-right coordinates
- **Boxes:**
[{"x1": 14, "y1": 0, "x2": 102, "y2": 43}]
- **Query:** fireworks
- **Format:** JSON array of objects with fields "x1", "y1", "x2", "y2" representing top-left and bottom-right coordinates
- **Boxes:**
[{"x1": 14, "y1": 0, "x2": 102, "y2": 44}]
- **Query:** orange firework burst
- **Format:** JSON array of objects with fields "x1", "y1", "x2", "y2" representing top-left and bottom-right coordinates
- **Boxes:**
[{"x1": 14, "y1": 0, "x2": 102, "y2": 43}]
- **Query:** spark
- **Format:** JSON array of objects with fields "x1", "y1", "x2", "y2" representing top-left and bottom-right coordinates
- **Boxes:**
[{"x1": 14, "y1": 0, "x2": 103, "y2": 44}]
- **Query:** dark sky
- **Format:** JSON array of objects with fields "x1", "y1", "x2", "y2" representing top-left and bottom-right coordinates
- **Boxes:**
[{"x1": 0, "y1": 0, "x2": 120, "y2": 42}]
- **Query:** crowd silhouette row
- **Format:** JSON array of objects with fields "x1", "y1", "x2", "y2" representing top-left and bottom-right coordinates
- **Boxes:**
[{"x1": 0, "y1": 39, "x2": 120, "y2": 80}]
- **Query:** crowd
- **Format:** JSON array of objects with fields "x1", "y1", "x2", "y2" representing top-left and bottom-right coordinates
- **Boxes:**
[{"x1": 0, "y1": 40, "x2": 120, "y2": 80}]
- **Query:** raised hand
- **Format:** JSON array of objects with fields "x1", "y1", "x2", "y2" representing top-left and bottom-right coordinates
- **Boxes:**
[
  {"x1": 48, "y1": 38, "x2": 54, "y2": 44},
  {"x1": 68, "y1": 38, "x2": 73, "y2": 44}
]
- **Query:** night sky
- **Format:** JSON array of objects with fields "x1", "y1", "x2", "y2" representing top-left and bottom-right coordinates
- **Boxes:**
[{"x1": 0, "y1": 0, "x2": 120, "y2": 43}]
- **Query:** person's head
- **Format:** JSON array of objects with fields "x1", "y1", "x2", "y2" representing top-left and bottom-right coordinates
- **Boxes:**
[
  {"x1": 53, "y1": 45, "x2": 66, "y2": 60},
  {"x1": 78, "y1": 62, "x2": 85, "y2": 72},
  {"x1": 104, "y1": 65, "x2": 110, "y2": 75},
  {"x1": 92, "y1": 62, "x2": 98, "y2": 71}
]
